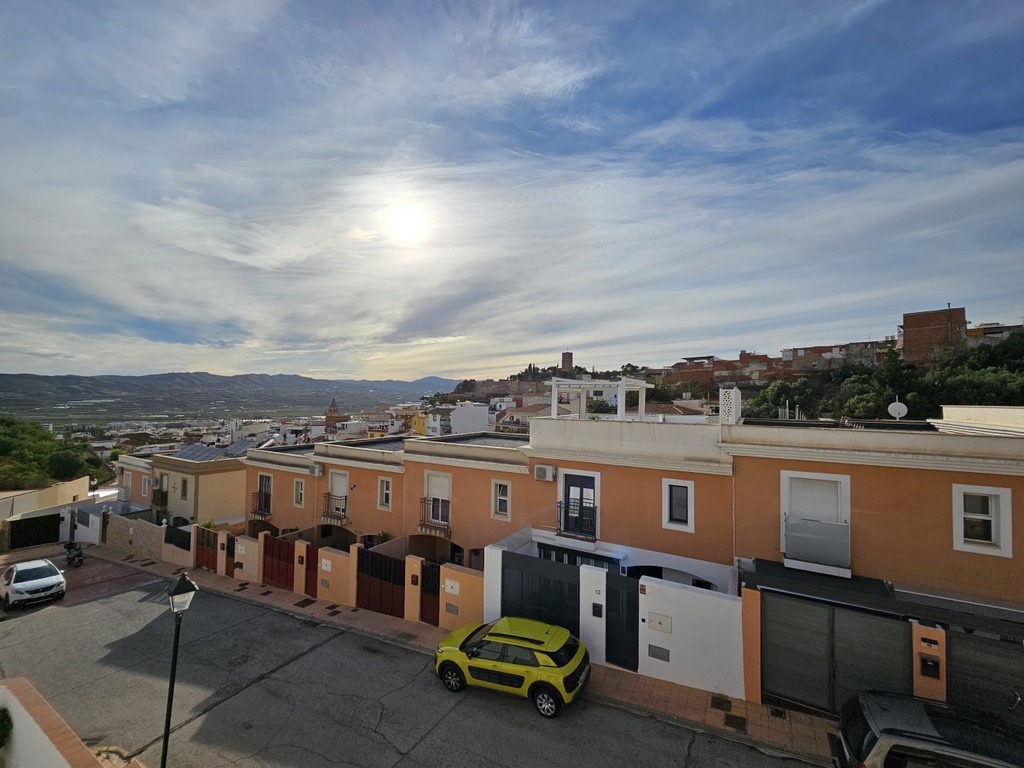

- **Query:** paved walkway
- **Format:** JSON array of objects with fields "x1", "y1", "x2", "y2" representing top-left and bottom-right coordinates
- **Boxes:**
[{"x1": 2, "y1": 543, "x2": 835, "y2": 766}]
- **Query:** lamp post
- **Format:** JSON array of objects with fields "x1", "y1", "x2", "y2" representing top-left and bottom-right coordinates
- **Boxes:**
[{"x1": 160, "y1": 573, "x2": 198, "y2": 768}]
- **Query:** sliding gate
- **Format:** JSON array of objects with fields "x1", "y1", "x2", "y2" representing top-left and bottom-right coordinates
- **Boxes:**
[
  {"x1": 500, "y1": 551, "x2": 580, "y2": 636},
  {"x1": 356, "y1": 548, "x2": 405, "y2": 618}
]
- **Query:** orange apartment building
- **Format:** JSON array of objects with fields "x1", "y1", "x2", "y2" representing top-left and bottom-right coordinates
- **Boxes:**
[{"x1": 114, "y1": 382, "x2": 1022, "y2": 729}]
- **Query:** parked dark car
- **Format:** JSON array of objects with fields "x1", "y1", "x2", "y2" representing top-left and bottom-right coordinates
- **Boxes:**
[{"x1": 833, "y1": 691, "x2": 1024, "y2": 768}]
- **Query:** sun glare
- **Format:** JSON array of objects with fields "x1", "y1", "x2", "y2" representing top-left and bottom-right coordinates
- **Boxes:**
[{"x1": 385, "y1": 205, "x2": 428, "y2": 244}]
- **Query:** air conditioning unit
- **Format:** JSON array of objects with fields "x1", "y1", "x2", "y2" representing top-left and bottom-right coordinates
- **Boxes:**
[
  {"x1": 533, "y1": 464, "x2": 556, "y2": 482},
  {"x1": 309, "y1": 464, "x2": 324, "y2": 477}
]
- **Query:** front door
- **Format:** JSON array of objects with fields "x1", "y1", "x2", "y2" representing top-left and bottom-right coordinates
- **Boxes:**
[
  {"x1": 562, "y1": 474, "x2": 596, "y2": 538},
  {"x1": 329, "y1": 471, "x2": 349, "y2": 514}
]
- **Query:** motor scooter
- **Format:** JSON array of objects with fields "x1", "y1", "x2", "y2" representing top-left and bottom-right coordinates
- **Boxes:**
[{"x1": 64, "y1": 541, "x2": 84, "y2": 568}]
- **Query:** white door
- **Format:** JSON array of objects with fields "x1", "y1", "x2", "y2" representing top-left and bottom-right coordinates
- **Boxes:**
[{"x1": 330, "y1": 471, "x2": 349, "y2": 514}]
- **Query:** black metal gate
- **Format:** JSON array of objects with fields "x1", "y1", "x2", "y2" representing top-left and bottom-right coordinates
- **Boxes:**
[
  {"x1": 606, "y1": 571, "x2": 639, "y2": 671},
  {"x1": 420, "y1": 561, "x2": 441, "y2": 626},
  {"x1": 762, "y1": 592, "x2": 912, "y2": 713},
  {"x1": 356, "y1": 548, "x2": 405, "y2": 618},
  {"x1": 501, "y1": 551, "x2": 580, "y2": 636},
  {"x1": 948, "y1": 629, "x2": 1024, "y2": 730},
  {"x1": 8, "y1": 513, "x2": 60, "y2": 550}
]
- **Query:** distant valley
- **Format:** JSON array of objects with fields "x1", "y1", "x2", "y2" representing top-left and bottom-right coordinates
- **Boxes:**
[{"x1": 0, "y1": 372, "x2": 458, "y2": 424}]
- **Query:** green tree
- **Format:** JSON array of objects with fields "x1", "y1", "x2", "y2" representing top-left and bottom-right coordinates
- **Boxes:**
[{"x1": 48, "y1": 450, "x2": 87, "y2": 480}]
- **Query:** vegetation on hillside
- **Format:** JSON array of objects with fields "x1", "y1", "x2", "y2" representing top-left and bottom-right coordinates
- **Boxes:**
[
  {"x1": 745, "y1": 334, "x2": 1024, "y2": 420},
  {"x1": 0, "y1": 416, "x2": 103, "y2": 491}
]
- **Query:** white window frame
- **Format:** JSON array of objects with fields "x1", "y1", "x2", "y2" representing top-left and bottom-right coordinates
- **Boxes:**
[
  {"x1": 491, "y1": 480, "x2": 511, "y2": 521},
  {"x1": 377, "y1": 477, "x2": 392, "y2": 511},
  {"x1": 123, "y1": 472, "x2": 132, "y2": 493},
  {"x1": 661, "y1": 478, "x2": 695, "y2": 533},
  {"x1": 779, "y1": 470, "x2": 851, "y2": 577},
  {"x1": 293, "y1": 478, "x2": 305, "y2": 508},
  {"x1": 142, "y1": 476, "x2": 150, "y2": 497},
  {"x1": 952, "y1": 484, "x2": 1012, "y2": 558},
  {"x1": 180, "y1": 477, "x2": 188, "y2": 501}
]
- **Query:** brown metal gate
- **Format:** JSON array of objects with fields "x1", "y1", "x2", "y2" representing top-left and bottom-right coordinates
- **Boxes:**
[
  {"x1": 263, "y1": 536, "x2": 295, "y2": 590},
  {"x1": 420, "y1": 561, "x2": 440, "y2": 626},
  {"x1": 304, "y1": 545, "x2": 319, "y2": 598},
  {"x1": 195, "y1": 527, "x2": 217, "y2": 572},
  {"x1": 356, "y1": 548, "x2": 405, "y2": 618}
]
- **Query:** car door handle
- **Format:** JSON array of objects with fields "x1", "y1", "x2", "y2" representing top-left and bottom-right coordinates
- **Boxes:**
[{"x1": 1011, "y1": 692, "x2": 1021, "y2": 712}]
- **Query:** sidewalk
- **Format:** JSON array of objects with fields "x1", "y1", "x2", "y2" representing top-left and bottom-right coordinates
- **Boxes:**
[{"x1": 3, "y1": 543, "x2": 835, "y2": 765}]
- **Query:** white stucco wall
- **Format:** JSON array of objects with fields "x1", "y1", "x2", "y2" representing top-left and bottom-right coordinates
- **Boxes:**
[
  {"x1": 637, "y1": 577, "x2": 745, "y2": 698},
  {"x1": 578, "y1": 565, "x2": 607, "y2": 665},
  {"x1": 0, "y1": 685, "x2": 72, "y2": 768}
]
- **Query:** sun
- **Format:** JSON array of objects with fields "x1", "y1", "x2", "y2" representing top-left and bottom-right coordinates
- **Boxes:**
[{"x1": 385, "y1": 205, "x2": 428, "y2": 244}]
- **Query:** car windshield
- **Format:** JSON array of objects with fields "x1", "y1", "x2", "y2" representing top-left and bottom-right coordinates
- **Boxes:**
[
  {"x1": 545, "y1": 636, "x2": 580, "y2": 668},
  {"x1": 460, "y1": 623, "x2": 495, "y2": 650},
  {"x1": 13, "y1": 564, "x2": 59, "y2": 583}
]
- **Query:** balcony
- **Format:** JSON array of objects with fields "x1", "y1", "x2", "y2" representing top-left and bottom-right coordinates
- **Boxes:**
[
  {"x1": 784, "y1": 517, "x2": 850, "y2": 575},
  {"x1": 250, "y1": 491, "x2": 272, "y2": 521},
  {"x1": 419, "y1": 497, "x2": 451, "y2": 538},
  {"x1": 152, "y1": 489, "x2": 168, "y2": 511},
  {"x1": 322, "y1": 493, "x2": 348, "y2": 526},
  {"x1": 557, "y1": 500, "x2": 597, "y2": 541}
]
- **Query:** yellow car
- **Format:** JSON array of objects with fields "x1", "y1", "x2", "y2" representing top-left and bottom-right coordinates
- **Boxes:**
[{"x1": 434, "y1": 616, "x2": 590, "y2": 718}]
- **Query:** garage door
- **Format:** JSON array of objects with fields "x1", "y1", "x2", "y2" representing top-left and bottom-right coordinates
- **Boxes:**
[
  {"x1": 762, "y1": 593, "x2": 912, "y2": 713},
  {"x1": 8, "y1": 513, "x2": 61, "y2": 550},
  {"x1": 948, "y1": 629, "x2": 1024, "y2": 729}
]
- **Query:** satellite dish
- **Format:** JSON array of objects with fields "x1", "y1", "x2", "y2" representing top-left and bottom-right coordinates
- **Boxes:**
[{"x1": 888, "y1": 400, "x2": 908, "y2": 420}]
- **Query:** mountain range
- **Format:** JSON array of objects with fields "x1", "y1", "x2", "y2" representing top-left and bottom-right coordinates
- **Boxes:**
[{"x1": 0, "y1": 372, "x2": 459, "y2": 423}]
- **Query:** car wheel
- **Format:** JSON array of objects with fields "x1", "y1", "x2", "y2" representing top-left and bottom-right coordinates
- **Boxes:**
[
  {"x1": 54, "y1": 591, "x2": 65, "y2": 601},
  {"x1": 439, "y1": 663, "x2": 466, "y2": 692},
  {"x1": 532, "y1": 685, "x2": 562, "y2": 718}
]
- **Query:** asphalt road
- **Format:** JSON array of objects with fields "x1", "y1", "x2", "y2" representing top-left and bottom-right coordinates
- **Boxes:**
[{"x1": 0, "y1": 559, "x2": 809, "y2": 768}]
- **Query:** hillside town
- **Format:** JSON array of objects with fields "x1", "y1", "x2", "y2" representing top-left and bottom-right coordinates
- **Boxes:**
[{"x1": 2, "y1": 305, "x2": 1023, "y2": 766}]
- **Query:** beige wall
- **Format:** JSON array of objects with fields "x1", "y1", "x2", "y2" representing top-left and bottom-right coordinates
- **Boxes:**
[
  {"x1": 438, "y1": 563, "x2": 484, "y2": 631},
  {"x1": 232, "y1": 535, "x2": 260, "y2": 583},
  {"x1": 734, "y1": 456, "x2": 1024, "y2": 603},
  {"x1": 317, "y1": 544, "x2": 358, "y2": 606},
  {"x1": 103, "y1": 513, "x2": 164, "y2": 562},
  {"x1": 195, "y1": 468, "x2": 248, "y2": 524},
  {"x1": 0, "y1": 477, "x2": 91, "y2": 519}
]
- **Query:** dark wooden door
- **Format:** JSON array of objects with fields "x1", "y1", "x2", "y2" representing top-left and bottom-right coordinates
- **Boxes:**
[
  {"x1": 263, "y1": 536, "x2": 295, "y2": 590},
  {"x1": 420, "y1": 561, "x2": 441, "y2": 626},
  {"x1": 304, "y1": 545, "x2": 319, "y2": 598}
]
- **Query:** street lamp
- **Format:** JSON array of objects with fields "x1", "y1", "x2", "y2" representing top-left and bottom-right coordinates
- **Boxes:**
[{"x1": 160, "y1": 573, "x2": 198, "y2": 768}]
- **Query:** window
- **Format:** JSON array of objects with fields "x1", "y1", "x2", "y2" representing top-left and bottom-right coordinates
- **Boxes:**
[
  {"x1": 123, "y1": 472, "x2": 132, "y2": 493},
  {"x1": 180, "y1": 478, "x2": 188, "y2": 500},
  {"x1": 293, "y1": 479, "x2": 305, "y2": 507},
  {"x1": 142, "y1": 476, "x2": 150, "y2": 497},
  {"x1": 377, "y1": 477, "x2": 392, "y2": 511},
  {"x1": 780, "y1": 470, "x2": 851, "y2": 575},
  {"x1": 504, "y1": 645, "x2": 538, "y2": 667},
  {"x1": 662, "y1": 479, "x2": 695, "y2": 533},
  {"x1": 492, "y1": 480, "x2": 510, "y2": 520},
  {"x1": 952, "y1": 484, "x2": 1012, "y2": 558}
]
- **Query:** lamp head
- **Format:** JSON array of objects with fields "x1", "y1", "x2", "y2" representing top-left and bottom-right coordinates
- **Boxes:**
[{"x1": 167, "y1": 573, "x2": 198, "y2": 614}]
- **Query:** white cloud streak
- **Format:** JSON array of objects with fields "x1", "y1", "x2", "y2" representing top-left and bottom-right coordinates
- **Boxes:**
[{"x1": 0, "y1": 1, "x2": 1022, "y2": 381}]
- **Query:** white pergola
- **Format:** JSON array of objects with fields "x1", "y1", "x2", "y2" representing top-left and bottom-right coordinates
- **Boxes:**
[{"x1": 547, "y1": 376, "x2": 654, "y2": 420}]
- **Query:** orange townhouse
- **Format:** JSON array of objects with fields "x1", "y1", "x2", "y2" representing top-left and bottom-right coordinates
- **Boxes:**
[{"x1": 724, "y1": 404, "x2": 1024, "y2": 730}]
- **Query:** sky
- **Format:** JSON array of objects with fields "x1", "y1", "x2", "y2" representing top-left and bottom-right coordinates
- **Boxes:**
[{"x1": 2, "y1": 1, "x2": 1023, "y2": 382}]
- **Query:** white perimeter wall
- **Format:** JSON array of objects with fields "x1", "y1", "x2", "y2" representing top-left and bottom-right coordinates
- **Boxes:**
[{"x1": 638, "y1": 577, "x2": 745, "y2": 698}]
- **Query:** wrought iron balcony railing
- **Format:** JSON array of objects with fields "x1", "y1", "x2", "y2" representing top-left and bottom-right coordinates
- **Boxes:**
[
  {"x1": 322, "y1": 493, "x2": 348, "y2": 525},
  {"x1": 557, "y1": 500, "x2": 597, "y2": 540},
  {"x1": 420, "y1": 497, "x2": 451, "y2": 537},
  {"x1": 250, "y1": 491, "x2": 272, "y2": 520}
]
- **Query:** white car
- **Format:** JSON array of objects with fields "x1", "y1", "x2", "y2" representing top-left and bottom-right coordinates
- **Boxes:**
[{"x1": 1, "y1": 559, "x2": 66, "y2": 610}]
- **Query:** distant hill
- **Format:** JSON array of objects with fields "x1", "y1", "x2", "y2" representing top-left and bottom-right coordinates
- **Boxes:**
[{"x1": 0, "y1": 372, "x2": 458, "y2": 423}]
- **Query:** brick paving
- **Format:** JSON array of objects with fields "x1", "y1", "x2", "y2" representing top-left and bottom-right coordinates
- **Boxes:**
[{"x1": 2, "y1": 543, "x2": 835, "y2": 766}]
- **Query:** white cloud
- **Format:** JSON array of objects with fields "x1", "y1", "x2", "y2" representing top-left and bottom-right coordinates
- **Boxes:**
[{"x1": 0, "y1": 1, "x2": 1021, "y2": 382}]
